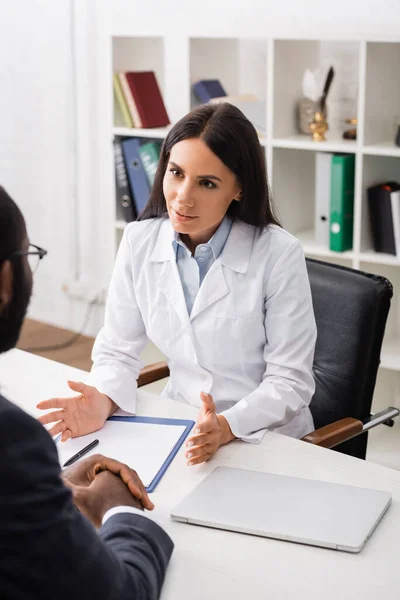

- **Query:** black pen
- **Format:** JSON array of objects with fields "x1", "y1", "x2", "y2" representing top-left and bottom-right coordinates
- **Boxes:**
[{"x1": 63, "y1": 439, "x2": 99, "y2": 467}]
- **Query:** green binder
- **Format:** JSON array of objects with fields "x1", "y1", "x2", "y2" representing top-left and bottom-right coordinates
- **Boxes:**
[
  {"x1": 138, "y1": 141, "x2": 161, "y2": 186},
  {"x1": 329, "y1": 154, "x2": 355, "y2": 252}
]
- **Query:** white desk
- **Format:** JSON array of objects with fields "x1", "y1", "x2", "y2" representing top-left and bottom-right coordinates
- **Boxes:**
[{"x1": 1, "y1": 349, "x2": 399, "y2": 599}]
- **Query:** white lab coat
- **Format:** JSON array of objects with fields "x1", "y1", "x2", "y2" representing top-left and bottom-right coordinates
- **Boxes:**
[{"x1": 90, "y1": 216, "x2": 317, "y2": 443}]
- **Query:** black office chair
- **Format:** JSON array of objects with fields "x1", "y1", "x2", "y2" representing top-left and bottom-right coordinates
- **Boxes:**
[
  {"x1": 302, "y1": 258, "x2": 398, "y2": 459},
  {"x1": 136, "y1": 258, "x2": 399, "y2": 460}
]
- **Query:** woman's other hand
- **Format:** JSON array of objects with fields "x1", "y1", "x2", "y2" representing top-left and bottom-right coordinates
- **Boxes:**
[
  {"x1": 185, "y1": 392, "x2": 235, "y2": 466},
  {"x1": 36, "y1": 381, "x2": 117, "y2": 442}
]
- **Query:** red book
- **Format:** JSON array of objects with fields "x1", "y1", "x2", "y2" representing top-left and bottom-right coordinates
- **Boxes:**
[{"x1": 125, "y1": 71, "x2": 170, "y2": 128}]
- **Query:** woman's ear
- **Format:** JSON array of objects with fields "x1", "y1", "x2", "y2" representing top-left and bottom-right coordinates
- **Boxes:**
[
  {"x1": 0, "y1": 260, "x2": 13, "y2": 313},
  {"x1": 233, "y1": 189, "x2": 243, "y2": 202}
]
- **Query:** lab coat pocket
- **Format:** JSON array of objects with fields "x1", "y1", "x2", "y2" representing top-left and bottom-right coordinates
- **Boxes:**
[
  {"x1": 200, "y1": 314, "x2": 262, "y2": 371},
  {"x1": 146, "y1": 307, "x2": 185, "y2": 356}
]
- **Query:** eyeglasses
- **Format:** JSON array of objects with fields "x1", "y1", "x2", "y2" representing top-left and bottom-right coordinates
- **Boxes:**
[{"x1": 13, "y1": 243, "x2": 48, "y2": 273}]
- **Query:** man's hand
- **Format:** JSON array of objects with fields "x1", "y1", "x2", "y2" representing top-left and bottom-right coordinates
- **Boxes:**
[
  {"x1": 73, "y1": 470, "x2": 144, "y2": 529},
  {"x1": 62, "y1": 453, "x2": 154, "y2": 511},
  {"x1": 185, "y1": 392, "x2": 235, "y2": 466},
  {"x1": 37, "y1": 381, "x2": 117, "y2": 442}
]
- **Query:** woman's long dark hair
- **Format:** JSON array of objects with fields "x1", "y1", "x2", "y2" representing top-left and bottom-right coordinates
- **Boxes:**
[{"x1": 138, "y1": 103, "x2": 280, "y2": 227}]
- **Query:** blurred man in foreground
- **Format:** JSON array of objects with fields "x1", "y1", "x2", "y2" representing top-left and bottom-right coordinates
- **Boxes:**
[{"x1": 0, "y1": 186, "x2": 173, "y2": 599}]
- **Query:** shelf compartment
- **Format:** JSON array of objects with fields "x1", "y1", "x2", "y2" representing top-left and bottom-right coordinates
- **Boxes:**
[
  {"x1": 360, "y1": 154, "x2": 400, "y2": 254},
  {"x1": 363, "y1": 142, "x2": 400, "y2": 157},
  {"x1": 381, "y1": 336, "x2": 400, "y2": 371},
  {"x1": 112, "y1": 36, "x2": 166, "y2": 129},
  {"x1": 364, "y1": 42, "x2": 400, "y2": 148},
  {"x1": 273, "y1": 40, "x2": 360, "y2": 140},
  {"x1": 296, "y1": 229, "x2": 355, "y2": 260},
  {"x1": 189, "y1": 37, "x2": 268, "y2": 136},
  {"x1": 358, "y1": 251, "x2": 400, "y2": 267},
  {"x1": 360, "y1": 261, "x2": 400, "y2": 373}
]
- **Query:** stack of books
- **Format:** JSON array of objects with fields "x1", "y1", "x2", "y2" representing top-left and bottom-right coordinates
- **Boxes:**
[
  {"x1": 114, "y1": 71, "x2": 170, "y2": 129},
  {"x1": 367, "y1": 182, "x2": 400, "y2": 256},
  {"x1": 114, "y1": 138, "x2": 161, "y2": 222},
  {"x1": 314, "y1": 153, "x2": 356, "y2": 252}
]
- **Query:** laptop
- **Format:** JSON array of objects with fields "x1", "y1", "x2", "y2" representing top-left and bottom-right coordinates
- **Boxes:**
[{"x1": 171, "y1": 466, "x2": 392, "y2": 553}]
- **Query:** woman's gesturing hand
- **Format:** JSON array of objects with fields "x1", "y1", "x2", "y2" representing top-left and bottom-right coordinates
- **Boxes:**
[
  {"x1": 37, "y1": 380, "x2": 117, "y2": 442},
  {"x1": 185, "y1": 392, "x2": 236, "y2": 466}
]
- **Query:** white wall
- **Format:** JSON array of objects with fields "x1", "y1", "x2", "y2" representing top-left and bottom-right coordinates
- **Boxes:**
[
  {"x1": 0, "y1": 0, "x2": 105, "y2": 336},
  {"x1": 106, "y1": 0, "x2": 400, "y2": 38},
  {"x1": 1, "y1": 0, "x2": 400, "y2": 336},
  {"x1": 0, "y1": 0, "x2": 76, "y2": 327}
]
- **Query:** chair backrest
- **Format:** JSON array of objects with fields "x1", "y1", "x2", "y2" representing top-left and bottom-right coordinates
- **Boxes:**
[{"x1": 306, "y1": 258, "x2": 393, "y2": 459}]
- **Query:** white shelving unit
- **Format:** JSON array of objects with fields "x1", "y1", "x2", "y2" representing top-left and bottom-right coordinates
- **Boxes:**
[{"x1": 96, "y1": 33, "x2": 400, "y2": 407}]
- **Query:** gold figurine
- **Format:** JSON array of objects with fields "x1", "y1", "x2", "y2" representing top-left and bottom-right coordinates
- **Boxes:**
[{"x1": 309, "y1": 110, "x2": 328, "y2": 142}]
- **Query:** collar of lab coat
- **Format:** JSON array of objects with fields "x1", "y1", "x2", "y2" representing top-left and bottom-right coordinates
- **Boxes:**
[{"x1": 149, "y1": 216, "x2": 254, "y2": 273}]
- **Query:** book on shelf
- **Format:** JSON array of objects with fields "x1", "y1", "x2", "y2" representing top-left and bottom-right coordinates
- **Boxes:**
[
  {"x1": 113, "y1": 73, "x2": 134, "y2": 129},
  {"x1": 118, "y1": 72, "x2": 142, "y2": 128},
  {"x1": 113, "y1": 140, "x2": 137, "y2": 222},
  {"x1": 125, "y1": 71, "x2": 170, "y2": 128},
  {"x1": 192, "y1": 79, "x2": 227, "y2": 103},
  {"x1": 329, "y1": 154, "x2": 355, "y2": 252},
  {"x1": 367, "y1": 182, "x2": 400, "y2": 256},
  {"x1": 138, "y1": 141, "x2": 161, "y2": 186},
  {"x1": 314, "y1": 152, "x2": 333, "y2": 248},
  {"x1": 121, "y1": 138, "x2": 151, "y2": 215}
]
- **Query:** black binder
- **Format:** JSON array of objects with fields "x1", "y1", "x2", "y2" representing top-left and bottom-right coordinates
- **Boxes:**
[{"x1": 113, "y1": 140, "x2": 137, "y2": 222}]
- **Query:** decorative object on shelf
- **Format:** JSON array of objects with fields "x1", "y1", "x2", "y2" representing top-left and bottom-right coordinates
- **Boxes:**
[
  {"x1": 309, "y1": 111, "x2": 328, "y2": 142},
  {"x1": 192, "y1": 79, "x2": 227, "y2": 103},
  {"x1": 343, "y1": 118, "x2": 357, "y2": 140},
  {"x1": 318, "y1": 67, "x2": 335, "y2": 116},
  {"x1": 297, "y1": 96, "x2": 320, "y2": 135},
  {"x1": 297, "y1": 66, "x2": 334, "y2": 136}
]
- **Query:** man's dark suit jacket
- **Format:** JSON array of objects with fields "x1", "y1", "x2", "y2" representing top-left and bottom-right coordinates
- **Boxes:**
[{"x1": 0, "y1": 393, "x2": 174, "y2": 599}]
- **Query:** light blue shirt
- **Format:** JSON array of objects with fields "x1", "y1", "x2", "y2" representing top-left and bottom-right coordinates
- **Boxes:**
[{"x1": 173, "y1": 216, "x2": 232, "y2": 315}]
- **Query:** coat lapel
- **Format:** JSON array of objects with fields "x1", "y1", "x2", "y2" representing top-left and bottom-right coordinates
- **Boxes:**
[
  {"x1": 149, "y1": 217, "x2": 255, "y2": 325},
  {"x1": 149, "y1": 218, "x2": 191, "y2": 331},
  {"x1": 190, "y1": 221, "x2": 255, "y2": 321},
  {"x1": 157, "y1": 260, "x2": 192, "y2": 330},
  {"x1": 190, "y1": 262, "x2": 229, "y2": 320}
]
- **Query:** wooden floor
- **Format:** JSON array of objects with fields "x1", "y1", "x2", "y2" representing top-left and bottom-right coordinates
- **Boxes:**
[{"x1": 17, "y1": 318, "x2": 95, "y2": 371}]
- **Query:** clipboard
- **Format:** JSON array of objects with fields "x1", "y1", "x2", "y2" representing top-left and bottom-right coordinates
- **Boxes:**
[
  {"x1": 109, "y1": 416, "x2": 195, "y2": 492},
  {"x1": 57, "y1": 415, "x2": 194, "y2": 493}
]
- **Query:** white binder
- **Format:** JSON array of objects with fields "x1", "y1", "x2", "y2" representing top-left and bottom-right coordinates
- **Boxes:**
[
  {"x1": 390, "y1": 189, "x2": 400, "y2": 257},
  {"x1": 315, "y1": 152, "x2": 333, "y2": 248}
]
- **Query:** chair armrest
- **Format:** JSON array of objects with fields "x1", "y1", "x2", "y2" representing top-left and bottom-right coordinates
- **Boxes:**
[
  {"x1": 363, "y1": 407, "x2": 399, "y2": 430},
  {"x1": 137, "y1": 361, "x2": 170, "y2": 388},
  {"x1": 301, "y1": 417, "x2": 363, "y2": 449}
]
